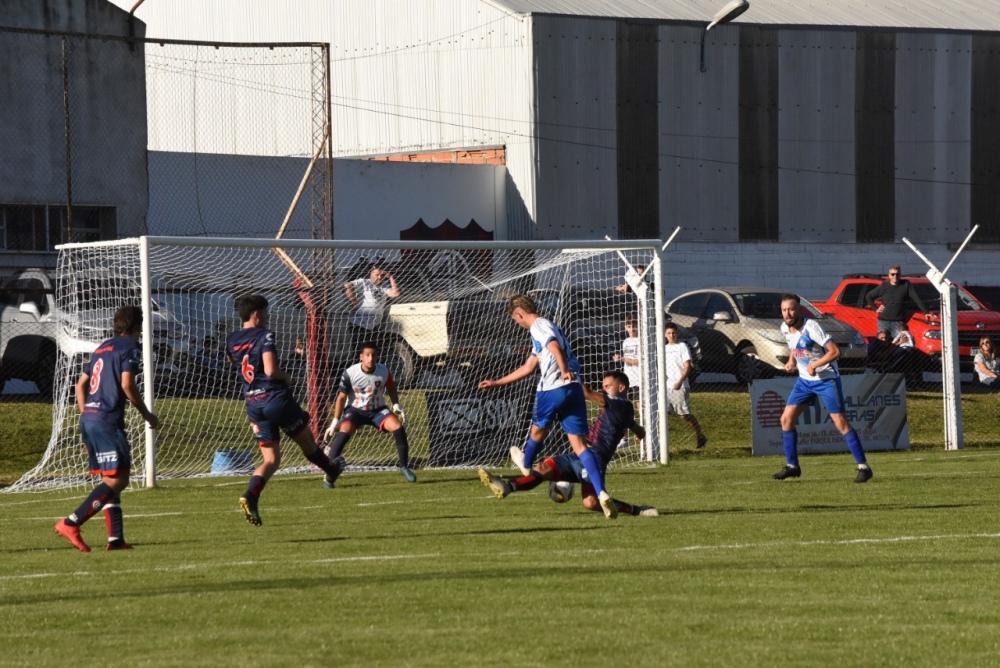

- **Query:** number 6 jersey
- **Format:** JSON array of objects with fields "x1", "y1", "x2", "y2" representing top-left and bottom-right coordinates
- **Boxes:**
[{"x1": 226, "y1": 327, "x2": 291, "y2": 404}]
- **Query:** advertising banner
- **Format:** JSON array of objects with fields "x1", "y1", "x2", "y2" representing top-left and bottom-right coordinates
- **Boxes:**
[
  {"x1": 426, "y1": 389, "x2": 533, "y2": 465},
  {"x1": 750, "y1": 373, "x2": 909, "y2": 457}
]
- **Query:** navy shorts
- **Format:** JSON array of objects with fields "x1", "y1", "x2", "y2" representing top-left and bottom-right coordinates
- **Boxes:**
[
  {"x1": 787, "y1": 376, "x2": 846, "y2": 414},
  {"x1": 533, "y1": 384, "x2": 588, "y2": 436},
  {"x1": 343, "y1": 405, "x2": 393, "y2": 431},
  {"x1": 246, "y1": 396, "x2": 310, "y2": 446},
  {"x1": 545, "y1": 452, "x2": 609, "y2": 493},
  {"x1": 81, "y1": 420, "x2": 132, "y2": 477}
]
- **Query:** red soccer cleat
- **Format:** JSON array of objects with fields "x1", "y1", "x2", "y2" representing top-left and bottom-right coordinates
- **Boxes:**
[
  {"x1": 55, "y1": 519, "x2": 91, "y2": 553},
  {"x1": 105, "y1": 540, "x2": 134, "y2": 551}
]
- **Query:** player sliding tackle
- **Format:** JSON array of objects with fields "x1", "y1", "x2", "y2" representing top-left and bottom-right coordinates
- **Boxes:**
[
  {"x1": 478, "y1": 294, "x2": 619, "y2": 519},
  {"x1": 479, "y1": 371, "x2": 658, "y2": 517}
]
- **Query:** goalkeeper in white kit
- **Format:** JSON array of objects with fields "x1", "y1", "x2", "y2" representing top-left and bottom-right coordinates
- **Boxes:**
[{"x1": 323, "y1": 340, "x2": 417, "y2": 483}]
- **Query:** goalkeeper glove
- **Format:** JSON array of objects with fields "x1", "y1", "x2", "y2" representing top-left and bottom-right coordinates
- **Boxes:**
[
  {"x1": 323, "y1": 417, "x2": 342, "y2": 441},
  {"x1": 392, "y1": 403, "x2": 406, "y2": 425}
]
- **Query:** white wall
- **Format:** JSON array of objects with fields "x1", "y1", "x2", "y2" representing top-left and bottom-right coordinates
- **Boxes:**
[
  {"x1": 147, "y1": 152, "x2": 505, "y2": 240},
  {"x1": 333, "y1": 159, "x2": 506, "y2": 240}
]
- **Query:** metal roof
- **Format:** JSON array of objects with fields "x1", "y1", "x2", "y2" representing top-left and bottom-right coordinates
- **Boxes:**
[{"x1": 482, "y1": 0, "x2": 1000, "y2": 32}]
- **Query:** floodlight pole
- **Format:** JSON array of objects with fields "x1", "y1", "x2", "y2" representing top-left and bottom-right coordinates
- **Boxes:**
[
  {"x1": 901, "y1": 225, "x2": 978, "y2": 451},
  {"x1": 700, "y1": 0, "x2": 750, "y2": 72}
]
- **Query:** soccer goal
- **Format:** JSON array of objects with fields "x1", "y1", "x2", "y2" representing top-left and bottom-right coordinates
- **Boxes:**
[{"x1": 7, "y1": 236, "x2": 668, "y2": 491}]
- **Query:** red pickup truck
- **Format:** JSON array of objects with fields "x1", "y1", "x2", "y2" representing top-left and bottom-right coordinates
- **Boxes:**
[{"x1": 814, "y1": 274, "x2": 1000, "y2": 374}]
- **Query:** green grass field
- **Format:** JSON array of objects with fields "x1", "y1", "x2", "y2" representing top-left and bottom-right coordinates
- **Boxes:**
[{"x1": 3, "y1": 450, "x2": 1000, "y2": 666}]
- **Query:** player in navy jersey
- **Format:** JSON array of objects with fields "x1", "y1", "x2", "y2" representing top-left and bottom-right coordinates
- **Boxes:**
[
  {"x1": 55, "y1": 306, "x2": 158, "y2": 552},
  {"x1": 322, "y1": 341, "x2": 416, "y2": 482},
  {"x1": 226, "y1": 294, "x2": 346, "y2": 526},
  {"x1": 479, "y1": 294, "x2": 619, "y2": 519},
  {"x1": 478, "y1": 371, "x2": 657, "y2": 516},
  {"x1": 774, "y1": 294, "x2": 872, "y2": 483}
]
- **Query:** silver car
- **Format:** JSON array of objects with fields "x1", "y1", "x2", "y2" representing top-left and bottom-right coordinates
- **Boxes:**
[{"x1": 666, "y1": 288, "x2": 868, "y2": 383}]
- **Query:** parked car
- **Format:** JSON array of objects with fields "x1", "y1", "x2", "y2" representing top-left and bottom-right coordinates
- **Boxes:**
[
  {"x1": 666, "y1": 287, "x2": 868, "y2": 383},
  {"x1": 1, "y1": 268, "x2": 191, "y2": 398},
  {"x1": 813, "y1": 273, "x2": 1000, "y2": 376}
]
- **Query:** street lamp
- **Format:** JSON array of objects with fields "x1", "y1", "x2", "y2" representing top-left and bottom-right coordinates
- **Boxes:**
[{"x1": 700, "y1": 0, "x2": 750, "y2": 72}]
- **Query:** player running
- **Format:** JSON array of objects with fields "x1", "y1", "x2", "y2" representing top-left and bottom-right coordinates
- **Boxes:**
[
  {"x1": 479, "y1": 371, "x2": 658, "y2": 517},
  {"x1": 226, "y1": 294, "x2": 346, "y2": 526},
  {"x1": 774, "y1": 293, "x2": 873, "y2": 483},
  {"x1": 478, "y1": 294, "x2": 619, "y2": 519},
  {"x1": 55, "y1": 306, "x2": 158, "y2": 552},
  {"x1": 323, "y1": 341, "x2": 417, "y2": 483}
]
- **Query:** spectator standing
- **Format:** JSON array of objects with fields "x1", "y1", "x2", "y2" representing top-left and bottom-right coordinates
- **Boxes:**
[
  {"x1": 665, "y1": 322, "x2": 707, "y2": 449},
  {"x1": 344, "y1": 265, "x2": 400, "y2": 353},
  {"x1": 974, "y1": 336, "x2": 999, "y2": 389},
  {"x1": 864, "y1": 266, "x2": 928, "y2": 339},
  {"x1": 615, "y1": 314, "x2": 642, "y2": 399}
]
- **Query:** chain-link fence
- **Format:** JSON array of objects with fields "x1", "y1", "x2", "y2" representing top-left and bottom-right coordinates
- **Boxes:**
[
  {"x1": 0, "y1": 26, "x2": 331, "y2": 402},
  {"x1": 661, "y1": 277, "x2": 1000, "y2": 455}
]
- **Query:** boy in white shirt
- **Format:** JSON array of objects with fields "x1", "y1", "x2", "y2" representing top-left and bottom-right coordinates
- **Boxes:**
[{"x1": 665, "y1": 323, "x2": 707, "y2": 449}]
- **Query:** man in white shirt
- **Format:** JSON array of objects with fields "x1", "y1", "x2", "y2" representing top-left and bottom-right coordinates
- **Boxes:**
[
  {"x1": 344, "y1": 265, "x2": 400, "y2": 353},
  {"x1": 665, "y1": 323, "x2": 707, "y2": 448},
  {"x1": 478, "y1": 294, "x2": 619, "y2": 519}
]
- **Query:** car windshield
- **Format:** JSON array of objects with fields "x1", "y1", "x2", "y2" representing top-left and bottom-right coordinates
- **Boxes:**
[
  {"x1": 731, "y1": 292, "x2": 822, "y2": 319},
  {"x1": 911, "y1": 283, "x2": 982, "y2": 312}
]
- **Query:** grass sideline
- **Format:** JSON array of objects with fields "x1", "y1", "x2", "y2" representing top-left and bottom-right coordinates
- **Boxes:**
[{"x1": 3, "y1": 452, "x2": 1000, "y2": 665}]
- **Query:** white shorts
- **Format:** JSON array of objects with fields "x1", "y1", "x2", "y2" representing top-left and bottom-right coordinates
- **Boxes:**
[{"x1": 666, "y1": 386, "x2": 691, "y2": 416}]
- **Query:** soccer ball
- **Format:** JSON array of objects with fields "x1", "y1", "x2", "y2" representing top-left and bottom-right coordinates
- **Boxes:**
[{"x1": 547, "y1": 480, "x2": 575, "y2": 503}]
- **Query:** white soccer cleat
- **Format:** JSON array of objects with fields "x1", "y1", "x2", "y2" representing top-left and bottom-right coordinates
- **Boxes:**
[
  {"x1": 598, "y1": 491, "x2": 619, "y2": 520},
  {"x1": 509, "y1": 445, "x2": 529, "y2": 476},
  {"x1": 636, "y1": 506, "x2": 659, "y2": 517}
]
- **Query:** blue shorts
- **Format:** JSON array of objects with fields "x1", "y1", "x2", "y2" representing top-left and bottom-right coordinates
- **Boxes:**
[
  {"x1": 533, "y1": 384, "x2": 588, "y2": 436},
  {"x1": 343, "y1": 405, "x2": 393, "y2": 431},
  {"x1": 246, "y1": 396, "x2": 310, "y2": 446},
  {"x1": 787, "y1": 376, "x2": 846, "y2": 414},
  {"x1": 81, "y1": 420, "x2": 132, "y2": 477}
]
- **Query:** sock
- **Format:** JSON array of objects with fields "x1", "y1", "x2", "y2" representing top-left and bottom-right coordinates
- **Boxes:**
[
  {"x1": 577, "y1": 448, "x2": 606, "y2": 496},
  {"x1": 393, "y1": 427, "x2": 410, "y2": 468},
  {"x1": 522, "y1": 437, "x2": 541, "y2": 470},
  {"x1": 103, "y1": 496, "x2": 124, "y2": 543},
  {"x1": 304, "y1": 448, "x2": 338, "y2": 476},
  {"x1": 511, "y1": 471, "x2": 544, "y2": 492},
  {"x1": 327, "y1": 432, "x2": 351, "y2": 461},
  {"x1": 615, "y1": 499, "x2": 637, "y2": 515},
  {"x1": 67, "y1": 482, "x2": 114, "y2": 526},
  {"x1": 844, "y1": 428, "x2": 867, "y2": 465},
  {"x1": 244, "y1": 475, "x2": 267, "y2": 500},
  {"x1": 782, "y1": 430, "x2": 799, "y2": 468}
]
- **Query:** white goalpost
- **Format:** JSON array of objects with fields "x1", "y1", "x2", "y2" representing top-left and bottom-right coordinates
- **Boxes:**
[{"x1": 6, "y1": 236, "x2": 667, "y2": 492}]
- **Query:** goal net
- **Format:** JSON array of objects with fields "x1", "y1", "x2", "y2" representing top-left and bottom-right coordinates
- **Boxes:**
[{"x1": 7, "y1": 237, "x2": 666, "y2": 491}]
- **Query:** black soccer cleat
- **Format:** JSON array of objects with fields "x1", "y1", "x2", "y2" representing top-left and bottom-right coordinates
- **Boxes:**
[
  {"x1": 239, "y1": 496, "x2": 262, "y2": 526},
  {"x1": 854, "y1": 466, "x2": 873, "y2": 483},
  {"x1": 772, "y1": 465, "x2": 802, "y2": 480}
]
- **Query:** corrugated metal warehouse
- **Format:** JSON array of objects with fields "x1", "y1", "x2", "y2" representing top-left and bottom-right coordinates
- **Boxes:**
[{"x1": 105, "y1": 0, "x2": 1000, "y2": 295}]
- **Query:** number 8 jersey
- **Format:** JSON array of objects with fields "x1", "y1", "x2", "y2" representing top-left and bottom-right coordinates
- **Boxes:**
[{"x1": 226, "y1": 327, "x2": 291, "y2": 403}]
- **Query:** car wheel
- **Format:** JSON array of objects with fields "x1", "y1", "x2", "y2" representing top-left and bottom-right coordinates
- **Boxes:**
[{"x1": 734, "y1": 346, "x2": 764, "y2": 385}]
